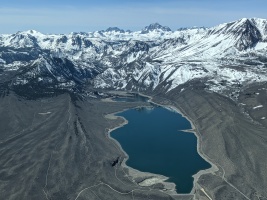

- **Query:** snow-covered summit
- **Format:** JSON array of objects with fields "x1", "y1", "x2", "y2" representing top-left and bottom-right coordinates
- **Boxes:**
[
  {"x1": 103, "y1": 27, "x2": 126, "y2": 33},
  {"x1": 141, "y1": 23, "x2": 172, "y2": 34}
]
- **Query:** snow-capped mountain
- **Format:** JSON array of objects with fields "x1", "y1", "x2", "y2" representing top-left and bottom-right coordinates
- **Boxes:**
[
  {"x1": 0, "y1": 18, "x2": 267, "y2": 99},
  {"x1": 141, "y1": 23, "x2": 172, "y2": 34}
]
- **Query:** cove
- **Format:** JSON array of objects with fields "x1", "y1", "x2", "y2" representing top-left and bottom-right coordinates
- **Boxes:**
[{"x1": 111, "y1": 106, "x2": 211, "y2": 193}]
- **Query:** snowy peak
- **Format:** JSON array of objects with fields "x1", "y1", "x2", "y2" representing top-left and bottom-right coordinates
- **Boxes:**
[
  {"x1": 5, "y1": 31, "x2": 39, "y2": 48},
  {"x1": 234, "y1": 18, "x2": 262, "y2": 50},
  {"x1": 23, "y1": 30, "x2": 43, "y2": 36},
  {"x1": 104, "y1": 27, "x2": 126, "y2": 33},
  {"x1": 208, "y1": 18, "x2": 263, "y2": 50},
  {"x1": 229, "y1": 18, "x2": 260, "y2": 36},
  {"x1": 141, "y1": 23, "x2": 172, "y2": 34}
]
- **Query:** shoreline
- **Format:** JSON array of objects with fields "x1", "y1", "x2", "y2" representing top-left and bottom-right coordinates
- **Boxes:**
[
  {"x1": 173, "y1": 105, "x2": 218, "y2": 194},
  {"x1": 104, "y1": 92, "x2": 218, "y2": 196},
  {"x1": 145, "y1": 94, "x2": 219, "y2": 195},
  {"x1": 105, "y1": 109, "x2": 178, "y2": 195}
]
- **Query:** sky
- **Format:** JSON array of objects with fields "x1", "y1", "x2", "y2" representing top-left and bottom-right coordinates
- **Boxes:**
[{"x1": 0, "y1": 0, "x2": 266, "y2": 34}]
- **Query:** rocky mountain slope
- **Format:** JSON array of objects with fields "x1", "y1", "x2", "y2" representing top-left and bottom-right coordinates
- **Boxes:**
[{"x1": 0, "y1": 18, "x2": 267, "y2": 99}]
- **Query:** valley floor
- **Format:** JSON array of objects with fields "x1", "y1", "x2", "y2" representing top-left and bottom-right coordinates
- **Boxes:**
[{"x1": 0, "y1": 84, "x2": 267, "y2": 200}]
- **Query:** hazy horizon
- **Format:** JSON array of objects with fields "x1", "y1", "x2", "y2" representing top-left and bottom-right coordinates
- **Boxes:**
[{"x1": 0, "y1": 0, "x2": 266, "y2": 34}]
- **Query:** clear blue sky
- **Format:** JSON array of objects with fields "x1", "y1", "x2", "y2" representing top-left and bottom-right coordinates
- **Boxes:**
[{"x1": 0, "y1": 0, "x2": 266, "y2": 34}]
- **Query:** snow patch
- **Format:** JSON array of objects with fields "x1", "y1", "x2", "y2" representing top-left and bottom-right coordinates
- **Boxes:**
[{"x1": 253, "y1": 105, "x2": 263, "y2": 109}]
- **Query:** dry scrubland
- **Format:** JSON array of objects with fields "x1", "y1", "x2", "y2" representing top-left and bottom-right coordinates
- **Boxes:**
[{"x1": 0, "y1": 83, "x2": 267, "y2": 200}]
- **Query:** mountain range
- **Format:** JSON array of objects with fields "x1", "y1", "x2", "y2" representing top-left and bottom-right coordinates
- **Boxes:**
[{"x1": 0, "y1": 18, "x2": 267, "y2": 99}]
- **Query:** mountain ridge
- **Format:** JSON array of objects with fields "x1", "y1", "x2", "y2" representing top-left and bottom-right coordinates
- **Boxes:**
[{"x1": 0, "y1": 18, "x2": 267, "y2": 99}]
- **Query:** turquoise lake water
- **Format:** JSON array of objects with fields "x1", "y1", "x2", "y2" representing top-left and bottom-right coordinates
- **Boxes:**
[{"x1": 111, "y1": 106, "x2": 211, "y2": 193}]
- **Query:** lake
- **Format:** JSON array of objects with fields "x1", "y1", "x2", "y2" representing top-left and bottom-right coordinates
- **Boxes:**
[{"x1": 110, "y1": 105, "x2": 211, "y2": 193}]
